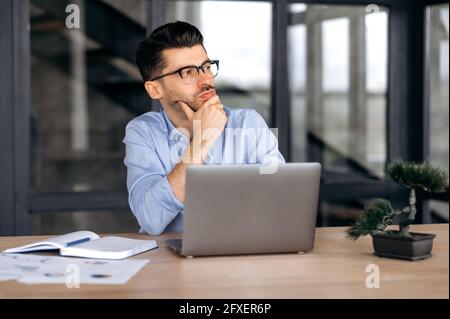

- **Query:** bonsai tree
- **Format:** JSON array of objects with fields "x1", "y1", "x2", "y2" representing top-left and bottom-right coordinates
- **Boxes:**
[{"x1": 347, "y1": 160, "x2": 448, "y2": 240}]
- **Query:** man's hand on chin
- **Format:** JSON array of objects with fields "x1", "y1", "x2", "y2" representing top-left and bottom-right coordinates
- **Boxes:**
[{"x1": 178, "y1": 95, "x2": 227, "y2": 164}]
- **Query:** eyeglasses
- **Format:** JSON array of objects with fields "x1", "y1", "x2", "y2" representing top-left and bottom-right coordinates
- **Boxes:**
[{"x1": 150, "y1": 60, "x2": 219, "y2": 84}]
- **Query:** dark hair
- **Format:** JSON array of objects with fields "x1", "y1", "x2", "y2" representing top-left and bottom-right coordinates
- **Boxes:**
[{"x1": 135, "y1": 21, "x2": 204, "y2": 81}]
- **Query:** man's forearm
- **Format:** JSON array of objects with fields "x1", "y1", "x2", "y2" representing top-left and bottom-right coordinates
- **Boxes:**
[
  {"x1": 167, "y1": 161, "x2": 189, "y2": 203},
  {"x1": 167, "y1": 142, "x2": 204, "y2": 203}
]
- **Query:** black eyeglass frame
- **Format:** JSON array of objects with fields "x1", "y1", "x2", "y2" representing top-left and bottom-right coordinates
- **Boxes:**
[{"x1": 149, "y1": 59, "x2": 220, "y2": 82}]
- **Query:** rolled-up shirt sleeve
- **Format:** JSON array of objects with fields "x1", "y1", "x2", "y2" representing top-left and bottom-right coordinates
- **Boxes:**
[{"x1": 123, "y1": 122, "x2": 184, "y2": 235}]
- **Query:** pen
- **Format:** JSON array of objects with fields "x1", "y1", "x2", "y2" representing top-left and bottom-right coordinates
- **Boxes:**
[{"x1": 65, "y1": 237, "x2": 91, "y2": 247}]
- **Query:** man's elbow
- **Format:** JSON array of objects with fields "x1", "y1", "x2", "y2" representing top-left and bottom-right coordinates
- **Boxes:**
[
  {"x1": 130, "y1": 181, "x2": 181, "y2": 236},
  {"x1": 132, "y1": 202, "x2": 167, "y2": 236},
  {"x1": 140, "y1": 220, "x2": 166, "y2": 236}
]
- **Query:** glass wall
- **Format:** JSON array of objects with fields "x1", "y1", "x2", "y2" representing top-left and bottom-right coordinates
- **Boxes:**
[
  {"x1": 427, "y1": 3, "x2": 449, "y2": 222},
  {"x1": 30, "y1": 0, "x2": 146, "y2": 233},
  {"x1": 288, "y1": 4, "x2": 388, "y2": 178},
  {"x1": 288, "y1": 4, "x2": 389, "y2": 226},
  {"x1": 30, "y1": 0, "x2": 145, "y2": 193}
]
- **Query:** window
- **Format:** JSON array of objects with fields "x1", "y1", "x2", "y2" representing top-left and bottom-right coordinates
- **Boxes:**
[
  {"x1": 30, "y1": 0, "x2": 146, "y2": 233},
  {"x1": 426, "y1": 3, "x2": 449, "y2": 221},
  {"x1": 288, "y1": 4, "x2": 389, "y2": 226},
  {"x1": 30, "y1": 0, "x2": 144, "y2": 193},
  {"x1": 288, "y1": 4, "x2": 388, "y2": 178}
]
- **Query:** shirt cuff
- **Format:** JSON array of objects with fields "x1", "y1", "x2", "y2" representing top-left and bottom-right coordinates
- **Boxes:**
[{"x1": 155, "y1": 175, "x2": 185, "y2": 212}]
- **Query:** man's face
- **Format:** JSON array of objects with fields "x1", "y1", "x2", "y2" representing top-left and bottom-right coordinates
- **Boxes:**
[{"x1": 156, "y1": 44, "x2": 216, "y2": 112}]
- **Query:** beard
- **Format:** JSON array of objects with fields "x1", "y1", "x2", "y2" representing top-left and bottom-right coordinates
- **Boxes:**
[{"x1": 166, "y1": 84, "x2": 216, "y2": 112}]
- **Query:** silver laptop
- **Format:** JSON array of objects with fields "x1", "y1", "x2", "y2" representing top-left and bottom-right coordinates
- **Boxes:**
[{"x1": 166, "y1": 163, "x2": 321, "y2": 257}]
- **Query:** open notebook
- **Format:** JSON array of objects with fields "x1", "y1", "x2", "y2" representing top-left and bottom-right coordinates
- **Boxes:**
[{"x1": 3, "y1": 231, "x2": 158, "y2": 260}]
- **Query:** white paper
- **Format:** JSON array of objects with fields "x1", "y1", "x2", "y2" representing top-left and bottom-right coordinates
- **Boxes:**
[
  {"x1": 60, "y1": 236, "x2": 158, "y2": 259},
  {"x1": 0, "y1": 253, "x2": 149, "y2": 285}
]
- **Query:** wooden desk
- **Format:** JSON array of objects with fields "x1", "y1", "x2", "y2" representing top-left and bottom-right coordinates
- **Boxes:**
[{"x1": 0, "y1": 224, "x2": 448, "y2": 298}]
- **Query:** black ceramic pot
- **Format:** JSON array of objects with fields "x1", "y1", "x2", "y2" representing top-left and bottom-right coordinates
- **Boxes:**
[{"x1": 372, "y1": 231, "x2": 436, "y2": 261}]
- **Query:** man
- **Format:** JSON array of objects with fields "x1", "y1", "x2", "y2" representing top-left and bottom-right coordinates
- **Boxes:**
[{"x1": 123, "y1": 21, "x2": 285, "y2": 235}]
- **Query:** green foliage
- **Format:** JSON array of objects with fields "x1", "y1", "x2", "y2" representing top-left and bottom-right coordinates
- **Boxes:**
[
  {"x1": 346, "y1": 199, "x2": 397, "y2": 240},
  {"x1": 387, "y1": 160, "x2": 449, "y2": 193}
]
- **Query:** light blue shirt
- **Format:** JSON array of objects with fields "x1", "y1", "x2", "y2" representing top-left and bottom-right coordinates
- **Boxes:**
[{"x1": 123, "y1": 105, "x2": 286, "y2": 235}]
